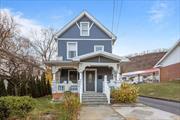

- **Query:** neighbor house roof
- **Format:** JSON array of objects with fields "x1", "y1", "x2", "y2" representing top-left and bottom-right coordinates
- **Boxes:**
[
  {"x1": 72, "y1": 51, "x2": 130, "y2": 62},
  {"x1": 55, "y1": 11, "x2": 116, "y2": 41},
  {"x1": 154, "y1": 40, "x2": 180, "y2": 68}
]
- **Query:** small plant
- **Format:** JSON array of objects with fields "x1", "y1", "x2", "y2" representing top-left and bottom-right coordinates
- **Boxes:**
[
  {"x1": 0, "y1": 96, "x2": 36, "y2": 119},
  {"x1": 62, "y1": 92, "x2": 80, "y2": 120},
  {"x1": 111, "y1": 83, "x2": 139, "y2": 103}
]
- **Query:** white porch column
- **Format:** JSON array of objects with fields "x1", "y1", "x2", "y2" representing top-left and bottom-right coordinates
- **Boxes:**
[
  {"x1": 52, "y1": 66, "x2": 59, "y2": 94},
  {"x1": 78, "y1": 63, "x2": 86, "y2": 103}
]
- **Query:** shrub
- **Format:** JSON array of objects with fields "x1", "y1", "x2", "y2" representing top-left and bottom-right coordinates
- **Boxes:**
[
  {"x1": 0, "y1": 96, "x2": 36, "y2": 119},
  {"x1": 111, "y1": 83, "x2": 139, "y2": 103},
  {"x1": 62, "y1": 92, "x2": 80, "y2": 120}
]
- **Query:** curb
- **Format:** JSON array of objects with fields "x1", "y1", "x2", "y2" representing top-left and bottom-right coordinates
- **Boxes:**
[{"x1": 139, "y1": 95, "x2": 180, "y2": 103}]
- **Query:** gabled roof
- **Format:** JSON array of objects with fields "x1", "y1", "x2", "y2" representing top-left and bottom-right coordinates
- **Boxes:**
[
  {"x1": 72, "y1": 51, "x2": 129, "y2": 62},
  {"x1": 154, "y1": 40, "x2": 180, "y2": 67},
  {"x1": 55, "y1": 11, "x2": 116, "y2": 40}
]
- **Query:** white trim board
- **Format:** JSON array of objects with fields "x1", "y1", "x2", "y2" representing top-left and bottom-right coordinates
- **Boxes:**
[
  {"x1": 84, "y1": 68, "x2": 97, "y2": 92},
  {"x1": 57, "y1": 38, "x2": 112, "y2": 41}
]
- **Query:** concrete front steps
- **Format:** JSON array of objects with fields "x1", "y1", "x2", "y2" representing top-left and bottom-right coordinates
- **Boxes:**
[{"x1": 82, "y1": 92, "x2": 108, "y2": 105}]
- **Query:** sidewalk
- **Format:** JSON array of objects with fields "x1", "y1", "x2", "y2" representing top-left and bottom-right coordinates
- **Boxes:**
[
  {"x1": 80, "y1": 105, "x2": 124, "y2": 120},
  {"x1": 112, "y1": 103, "x2": 180, "y2": 120}
]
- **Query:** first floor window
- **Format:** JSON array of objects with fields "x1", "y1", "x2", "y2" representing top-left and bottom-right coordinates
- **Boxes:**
[{"x1": 67, "y1": 42, "x2": 77, "y2": 59}]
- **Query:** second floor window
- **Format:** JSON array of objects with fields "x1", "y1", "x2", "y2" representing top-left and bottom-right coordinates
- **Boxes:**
[
  {"x1": 94, "y1": 45, "x2": 104, "y2": 52},
  {"x1": 80, "y1": 22, "x2": 89, "y2": 36},
  {"x1": 67, "y1": 42, "x2": 77, "y2": 59}
]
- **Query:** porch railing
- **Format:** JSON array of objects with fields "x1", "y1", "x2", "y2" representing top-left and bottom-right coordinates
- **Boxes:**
[
  {"x1": 56, "y1": 81, "x2": 78, "y2": 93},
  {"x1": 103, "y1": 75, "x2": 110, "y2": 104}
]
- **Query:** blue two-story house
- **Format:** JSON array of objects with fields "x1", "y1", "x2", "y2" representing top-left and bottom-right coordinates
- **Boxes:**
[{"x1": 46, "y1": 11, "x2": 129, "y2": 104}]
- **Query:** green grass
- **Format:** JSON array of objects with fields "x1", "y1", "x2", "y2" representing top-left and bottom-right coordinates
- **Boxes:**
[
  {"x1": 28, "y1": 96, "x2": 63, "y2": 120},
  {"x1": 137, "y1": 81, "x2": 180, "y2": 101}
]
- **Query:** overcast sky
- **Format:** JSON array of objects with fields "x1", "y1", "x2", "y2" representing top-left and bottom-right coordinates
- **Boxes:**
[{"x1": 1, "y1": 0, "x2": 180, "y2": 56}]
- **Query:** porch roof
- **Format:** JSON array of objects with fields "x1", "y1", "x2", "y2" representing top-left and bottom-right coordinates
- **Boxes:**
[{"x1": 72, "y1": 51, "x2": 129, "y2": 62}]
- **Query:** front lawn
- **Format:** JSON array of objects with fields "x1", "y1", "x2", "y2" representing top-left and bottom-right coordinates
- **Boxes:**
[
  {"x1": 137, "y1": 81, "x2": 180, "y2": 101},
  {"x1": 28, "y1": 96, "x2": 62, "y2": 120}
]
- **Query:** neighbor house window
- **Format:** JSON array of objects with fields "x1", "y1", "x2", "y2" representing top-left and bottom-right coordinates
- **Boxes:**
[
  {"x1": 68, "y1": 70, "x2": 78, "y2": 83},
  {"x1": 94, "y1": 45, "x2": 104, "y2": 52},
  {"x1": 80, "y1": 22, "x2": 89, "y2": 36},
  {"x1": 67, "y1": 42, "x2": 77, "y2": 59}
]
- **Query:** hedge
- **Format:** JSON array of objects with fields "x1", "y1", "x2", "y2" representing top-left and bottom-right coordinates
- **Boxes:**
[{"x1": 0, "y1": 96, "x2": 36, "y2": 119}]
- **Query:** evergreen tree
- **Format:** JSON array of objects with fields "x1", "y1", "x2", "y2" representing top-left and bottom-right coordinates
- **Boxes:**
[
  {"x1": 41, "y1": 72, "x2": 47, "y2": 96},
  {"x1": 47, "y1": 80, "x2": 52, "y2": 95},
  {"x1": 36, "y1": 77, "x2": 43, "y2": 97},
  {"x1": 7, "y1": 82, "x2": 15, "y2": 96},
  {"x1": 0, "y1": 78, "x2": 7, "y2": 96}
]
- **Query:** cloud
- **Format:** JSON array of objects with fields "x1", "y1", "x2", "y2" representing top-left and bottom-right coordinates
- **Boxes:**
[
  {"x1": 0, "y1": 8, "x2": 43, "y2": 39},
  {"x1": 148, "y1": 1, "x2": 169, "y2": 23}
]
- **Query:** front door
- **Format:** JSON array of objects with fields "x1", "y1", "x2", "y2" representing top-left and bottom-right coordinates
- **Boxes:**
[{"x1": 86, "y1": 70, "x2": 95, "y2": 91}]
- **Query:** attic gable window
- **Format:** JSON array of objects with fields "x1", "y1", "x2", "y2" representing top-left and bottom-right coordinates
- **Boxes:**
[{"x1": 80, "y1": 22, "x2": 89, "y2": 36}]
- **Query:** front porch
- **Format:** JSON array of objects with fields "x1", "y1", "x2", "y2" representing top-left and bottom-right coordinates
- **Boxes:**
[
  {"x1": 51, "y1": 63, "x2": 121, "y2": 103},
  {"x1": 45, "y1": 52, "x2": 129, "y2": 104}
]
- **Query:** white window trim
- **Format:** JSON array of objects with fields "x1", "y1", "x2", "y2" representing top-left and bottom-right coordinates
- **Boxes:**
[
  {"x1": 68, "y1": 70, "x2": 78, "y2": 83},
  {"x1": 94, "y1": 45, "x2": 104, "y2": 52},
  {"x1": 67, "y1": 42, "x2": 78, "y2": 59},
  {"x1": 80, "y1": 22, "x2": 90, "y2": 36}
]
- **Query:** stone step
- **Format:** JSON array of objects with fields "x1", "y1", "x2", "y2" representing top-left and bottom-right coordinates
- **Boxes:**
[
  {"x1": 82, "y1": 94, "x2": 106, "y2": 97},
  {"x1": 82, "y1": 96, "x2": 107, "y2": 99},
  {"x1": 82, "y1": 92, "x2": 108, "y2": 105},
  {"x1": 83, "y1": 101, "x2": 108, "y2": 105},
  {"x1": 82, "y1": 99, "x2": 107, "y2": 102}
]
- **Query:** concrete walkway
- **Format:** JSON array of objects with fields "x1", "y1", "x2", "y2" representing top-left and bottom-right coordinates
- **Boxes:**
[
  {"x1": 113, "y1": 104, "x2": 180, "y2": 120},
  {"x1": 80, "y1": 105, "x2": 124, "y2": 120}
]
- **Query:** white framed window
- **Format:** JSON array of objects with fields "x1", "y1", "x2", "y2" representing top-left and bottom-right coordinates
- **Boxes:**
[
  {"x1": 80, "y1": 22, "x2": 89, "y2": 36},
  {"x1": 67, "y1": 42, "x2": 78, "y2": 59},
  {"x1": 94, "y1": 45, "x2": 104, "y2": 52}
]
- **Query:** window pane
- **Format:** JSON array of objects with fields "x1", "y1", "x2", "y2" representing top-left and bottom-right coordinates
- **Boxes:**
[
  {"x1": 82, "y1": 30, "x2": 88, "y2": 36},
  {"x1": 95, "y1": 46, "x2": 103, "y2": 52},
  {"x1": 69, "y1": 51, "x2": 76, "y2": 58},
  {"x1": 68, "y1": 43, "x2": 76, "y2": 50},
  {"x1": 69, "y1": 71, "x2": 77, "y2": 83}
]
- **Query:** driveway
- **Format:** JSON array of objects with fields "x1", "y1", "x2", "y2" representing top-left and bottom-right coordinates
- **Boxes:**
[
  {"x1": 112, "y1": 104, "x2": 180, "y2": 120},
  {"x1": 80, "y1": 105, "x2": 124, "y2": 120},
  {"x1": 138, "y1": 96, "x2": 180, "y2": 115}
]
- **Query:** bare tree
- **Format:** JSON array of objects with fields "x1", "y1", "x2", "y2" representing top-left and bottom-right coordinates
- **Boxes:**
[
  {"x1": 0, "y1": 11, "x2": 41, "y2": 95},
  {"x1": 30, "y1": 28, "x2": 57, "y2": 62}
]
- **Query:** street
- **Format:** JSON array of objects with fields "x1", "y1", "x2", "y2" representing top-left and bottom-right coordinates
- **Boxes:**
[{"x1": 138, "y1": 96, "x2": 180, "y2": 115}]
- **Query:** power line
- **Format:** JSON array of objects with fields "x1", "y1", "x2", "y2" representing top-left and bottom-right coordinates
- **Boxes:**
[
  {"x1": 111, "y1": 0, "x2": 115, "y2": 33},
  {"x1": 116, "y1": 0, "x2": 123, "y2": 35}
]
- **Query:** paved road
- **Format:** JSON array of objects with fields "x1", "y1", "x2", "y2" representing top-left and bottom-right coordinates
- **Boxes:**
[{"x1": 138, "y1": 96, "x2": 180, "y2": 115}]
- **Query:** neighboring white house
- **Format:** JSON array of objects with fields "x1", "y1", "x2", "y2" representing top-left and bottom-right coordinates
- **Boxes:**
[{"x1": 154, "y1": 40, "x2": 180, "y2": 82}]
